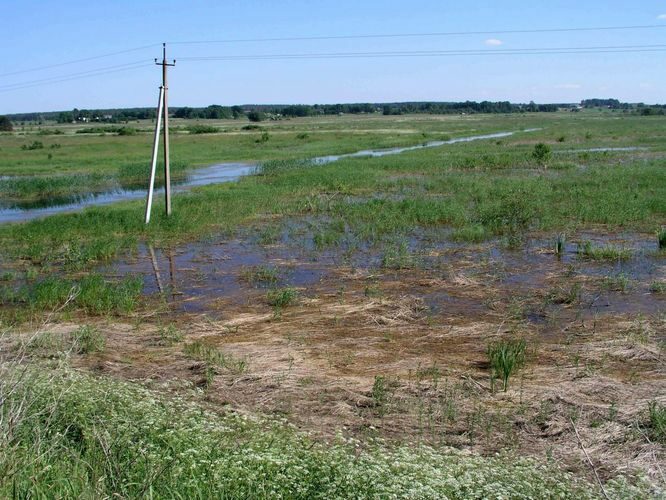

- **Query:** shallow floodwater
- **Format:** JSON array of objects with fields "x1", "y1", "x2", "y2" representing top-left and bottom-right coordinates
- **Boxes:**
[
  {"x1": 0, "y1": 130, "x2": 535, "y2": 224},
  {"x1": 99, "y1": 226, "x2": 665, "y2": 323}
]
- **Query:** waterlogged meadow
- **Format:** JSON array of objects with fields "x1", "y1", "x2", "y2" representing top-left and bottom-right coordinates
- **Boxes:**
[{"x1": 1, "y1": 111, "x2": 665, "y2": 497}]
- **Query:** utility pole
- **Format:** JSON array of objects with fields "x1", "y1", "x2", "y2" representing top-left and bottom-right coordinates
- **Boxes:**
[{"x1": 145, "y1": 43, "x2": 175, "y2": 224}]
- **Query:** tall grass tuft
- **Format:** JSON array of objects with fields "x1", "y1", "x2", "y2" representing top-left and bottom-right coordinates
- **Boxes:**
[
  {"x1": 266, "y1": 287, "x2": 299, "y2": 309},
  {"x1": 648, "y1": 401, "x2": 666, "y2": 443},
  {"x1": 487, "y1": 338, "x2": 527, "y2": 392},
  {"x1": 555, "y1": 233, "x2": 566, "y2": 257},
  {"x1": 658, "y1": 227, "x2": 666, "y2": 250},
  {"x1": 72, "y1": 325, "x2": 105, "y2": 354}
]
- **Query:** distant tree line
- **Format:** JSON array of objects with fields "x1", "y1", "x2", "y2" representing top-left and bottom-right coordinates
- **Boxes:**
[
  {"x1": 6, "y1": 99, "x2": 664, "y2": 123},
  {"x1": 580, "y1": 98, "x2": 629, "y2": 109}
]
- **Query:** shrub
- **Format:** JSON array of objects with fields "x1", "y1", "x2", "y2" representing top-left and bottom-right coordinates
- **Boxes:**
[
  {"x1": 532, "y1": 143, "x2": 552, "y2": 165},
  {"x1": 116, "y1": 126, "x2": 137, "y2": 136},
  {"x1": 187, "y1": 124, "x2": 219, "y2": 134},
  {"x1": 255, "y1": 131, "x2": 270, "y2": 143},
  {"x1": 21, "y1": 141, "x2": 44, "y2": 151},
  {"x1": 247, "y1": 110, "x2": 265, "y2": 122},
  {"x1": 0, "y1": 115, "x2": 13, "y2": 131}
]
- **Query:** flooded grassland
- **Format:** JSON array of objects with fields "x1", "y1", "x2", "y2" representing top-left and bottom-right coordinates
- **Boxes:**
[{"x1": 1, "y1": 112, "x2": 665, "y2": 495}]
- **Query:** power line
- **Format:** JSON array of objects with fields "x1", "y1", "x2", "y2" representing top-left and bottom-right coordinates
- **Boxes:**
[
  {"x1": 0, "y1": 44, "x2": 159, "y2": 78},
  {"x1": 0, "y1": 63, "x2": 152, "y2": 93},
  {"x1": 0, "y1": 60, "x2": 151, "y2": 91},
  {"x1": 177, "y1": 44, "x2": 666, "y2": 62},
  {"x1": 169, "y1": 24, "x2": 666, "y2": 45}
]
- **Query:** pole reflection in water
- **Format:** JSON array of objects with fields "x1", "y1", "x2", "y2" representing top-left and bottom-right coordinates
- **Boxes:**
[{"x1": 148, "y1": 245, "x2": 179, "y2": 299}]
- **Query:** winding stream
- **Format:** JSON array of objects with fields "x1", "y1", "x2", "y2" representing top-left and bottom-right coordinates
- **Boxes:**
[{"x1": 0, "y1": 129, "x2": 535, "y2": 224}]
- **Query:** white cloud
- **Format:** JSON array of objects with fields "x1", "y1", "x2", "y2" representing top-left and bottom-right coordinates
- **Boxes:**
[
  {"x1": 658, "y1": 14, "x2": 666, "y2": 19},
  {"x1": 485, "y1": 39, "x2": 503, "y2": 46},
  {"x1": 555, "y1": 83, "x2": 582, "y2": 89},
  {"x1": 639, "y1": 83, "x2": 653, "y2": 89}
]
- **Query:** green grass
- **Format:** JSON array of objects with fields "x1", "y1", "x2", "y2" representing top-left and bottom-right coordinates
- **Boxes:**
[
  {"x1": 183, "y1": 340, "x2": 247, "y2": 374},
  {"x1": 647, "y1": 401, "x2": 666, "y2": 443},
  {"x1": 487, "y1": 338, "x2": 527, "y2": 392},
  {"x1": 71, "y1": 325, "x2": 105, "y2": 354},
  {"x1": 0, "y1": 274, "x2": 142, "y2": 317},
  {"x1": 266, "y1": 287, "x2": 299, "y2": 309},
  {"x1": 187, "y1": 124, "x2": 219, "y2": 134},
  {"x1": 1, "y1": 367, "x2": 646, "y2": 498},
  {"x1": 658, "y1": 227, "x2": 666, "y2": 250},
  {"x1": 158, "y1": 323, "x2": 184, "y2": 346},
  {"x1": 2, "y1": 112, "x2": 666, "y2": 307},
  {"x1": 546, "y1": 282, "x2": 581, "y2": 305},
  {"x1": 578, "y1": 241, "x2": 632, "y2": 261},
  {"x1": 380, "y1": 239, "x2": 420, "y2": 269},
  {"x1": 602, "y1": 273, "x2": 631, "y2": 292},
  {"x1": 239, "y1": 265, "x2": 280, "y2": 286}
]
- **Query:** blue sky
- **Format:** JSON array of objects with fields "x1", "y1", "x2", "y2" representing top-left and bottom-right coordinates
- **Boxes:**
[{"x1": 1, "y1": 0, "x2": 665, "y2": 113}]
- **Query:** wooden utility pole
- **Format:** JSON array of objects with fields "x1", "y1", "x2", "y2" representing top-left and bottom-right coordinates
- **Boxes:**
[{"x1": 145, "y1": 43, "x2": 175, "y2": 224}]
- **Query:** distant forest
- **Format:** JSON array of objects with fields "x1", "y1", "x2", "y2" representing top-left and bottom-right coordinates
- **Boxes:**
[{"x1": 6, "y1": 99, "x2": 664, "y2": 123}]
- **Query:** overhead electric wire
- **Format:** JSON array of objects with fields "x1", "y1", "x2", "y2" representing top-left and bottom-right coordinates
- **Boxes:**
[
  {"x1": 169, "y1": 24, "x2": 666, "y2": 45},
  {"x1": 0, "y1": 43, "x2": 160, "y2": 78},
  {"x1": 177, "y1": 43, "x2": 666, "y2": 62},
  {"x1": 2, "y1": 23, "x2": 665, "y2": 93},
  {"x1": 0, "y1": 60, "x2": 152, "y2": 91},
  {"x1": 0, "y1": 63, "x2": 152, "y2": 93}
]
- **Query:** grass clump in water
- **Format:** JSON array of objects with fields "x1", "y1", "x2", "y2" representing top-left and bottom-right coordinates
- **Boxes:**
[
  {"x1": 380, "y1": 240, "x2": 419, "y2": 269},
  {"x1": 578, "y1": 241, "x2": 632, "y2": 261},
  {"x1": 602, "y1": 273, "x2": 631, "y2": 292},
  {"x1": 487, "y1": 338, "x2": 527, "y2": 392},
  {"x1": 239, "y1": 265, "x2": 279, "y2": 286},
  {"x1": 658, "y1": 227, "x2": 666, "y2": 250},
  {"x1": 267, "y1": 287, "x2": 298, "y2": 308},
  {"x1": 546, "y1": 282, "x2": 581, "y2": 305},
  {"x1": 450, "y1": 224, "x2": 489, "y2": 243},
  {"x1": 555, "y1": 233, "x2": 566, "y2": 256}
]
